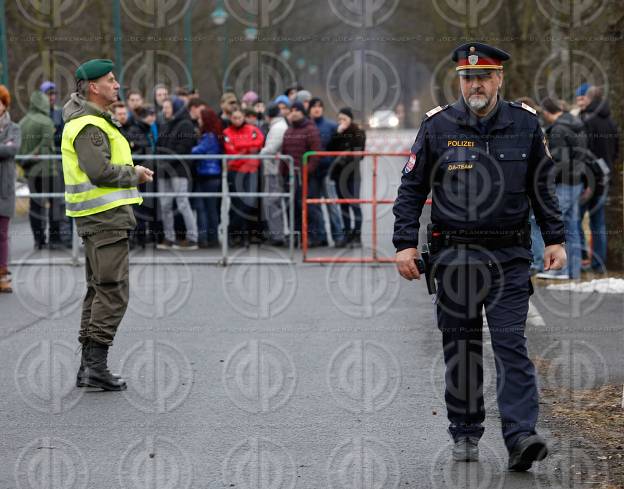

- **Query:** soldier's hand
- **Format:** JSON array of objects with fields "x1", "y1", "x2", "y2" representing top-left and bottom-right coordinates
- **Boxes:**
[
  {"x1": 396, "y1": 248, "x2": 421, "y2": 280},
  {"x1": 544, "y1": 244, "x2": 567, "y2": 271},
  {"x1": 135, "y1": 165, "x2": 154, "y2": 184}
]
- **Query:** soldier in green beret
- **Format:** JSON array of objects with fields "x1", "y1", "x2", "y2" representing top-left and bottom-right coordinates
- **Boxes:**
[{"x1": 61, "y1": 58, "x2": 153, "y2": 391}]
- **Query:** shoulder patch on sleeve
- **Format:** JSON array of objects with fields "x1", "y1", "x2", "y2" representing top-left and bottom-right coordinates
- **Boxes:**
[
  {"x1": 90, "y1": 129, "x2": 104, "y2": 146},
  {"x1": 425, "y1": 105, "x2": 448, "y2": 119},
  {"x1": 403, "y1": 152, "x2": 417, "y2": 174}
]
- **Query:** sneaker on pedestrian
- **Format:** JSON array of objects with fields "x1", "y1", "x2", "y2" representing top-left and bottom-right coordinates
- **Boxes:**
[
  {"x1": 535, "y1": 270, "x2": 569, "y2": 280},
  {"x1": 173, "y1": 240, "x2": 198, "y2": 250},
  {"x1": 452, "y1": 437, "x2": 479, "y2": 462},
  {"x1": 156, "y1": 239, "x2": 174, "y2": 250}
]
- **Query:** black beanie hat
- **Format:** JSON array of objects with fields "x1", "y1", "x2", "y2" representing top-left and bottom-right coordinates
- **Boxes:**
[
  {"x1": 291, "y1": 101, "x2": 306, "y2": 114},
  {"x1": 266, "y1": 103, "x2": 280, "y2": 118},
  {"x1": 338, "y1": 107, "x2": 353, "y2": 120}
]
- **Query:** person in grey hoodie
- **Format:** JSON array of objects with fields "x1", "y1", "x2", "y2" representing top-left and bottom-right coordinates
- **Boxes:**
[{"x1": 260, "y1": 104, "x2": 289, "y2": 245}]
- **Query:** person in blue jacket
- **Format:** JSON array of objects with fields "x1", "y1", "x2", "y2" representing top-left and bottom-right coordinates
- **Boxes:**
[{"x1": 192, "y1": 108, "x2": 223, "y2": 248}]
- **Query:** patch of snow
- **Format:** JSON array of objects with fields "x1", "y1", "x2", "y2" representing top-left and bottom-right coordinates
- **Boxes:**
[{"x1": 546, "y1": 278, "x2": 624, "y2": 294}]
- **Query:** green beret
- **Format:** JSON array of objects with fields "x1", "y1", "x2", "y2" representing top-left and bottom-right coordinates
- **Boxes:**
[{"x1": 75, "y1": 59, "x2": 115, "y2": 81}]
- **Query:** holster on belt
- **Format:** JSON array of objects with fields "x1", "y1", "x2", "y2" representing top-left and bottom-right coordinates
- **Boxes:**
[{"x1": 427, "y1": 223, "x2": 531, "y2": 253}]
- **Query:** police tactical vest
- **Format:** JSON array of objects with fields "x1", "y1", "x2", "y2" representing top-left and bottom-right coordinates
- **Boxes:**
[{"x1": 61, "y1": 114, "x2": 142, "y2": 217}]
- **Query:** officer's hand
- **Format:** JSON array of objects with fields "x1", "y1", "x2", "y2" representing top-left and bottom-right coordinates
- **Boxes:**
[
  {"x1": 396, "y1": 248, "x2": 421, "y2": 280},
  {"x1": 135, "y1": 165, "x2": 154, "y2": 184},
  {"x1": 544, "y1": 244, "x2": 567, "y2": 271}
]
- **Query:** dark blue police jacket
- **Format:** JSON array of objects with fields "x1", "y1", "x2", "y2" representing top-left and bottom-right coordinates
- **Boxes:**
[{"x1": 392, "y1": 97, "x2": 565, "y2": 264}]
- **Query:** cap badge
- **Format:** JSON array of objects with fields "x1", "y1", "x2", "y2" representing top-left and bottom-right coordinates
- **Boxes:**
[{"x1": 468, "y1": 55, "x2": 479, "y2": 65}]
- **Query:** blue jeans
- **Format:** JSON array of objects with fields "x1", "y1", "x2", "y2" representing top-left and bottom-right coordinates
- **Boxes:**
[
  {"x1": 287, "y1": 176, "x2": 326, "y2": 243},
  {"x1": 334, "y1": 170, "x2": 362, "y2": 239},
  {"x1": 556, "y1": 183, "x2": 583, "y2": 279},
  {"x1": 195, "y1": 176, "x2": 221, "y2": 243},
  {"x1": 308, "y1": 174, "x2": 327, "y2": 243},
  {"x1": 529, "y1": 212, "x2": 544, "y2": 273},
  {"x1": 319, "y1": 175, "x2": 343, "y2": 242},
  {"x1": 578, "y1": 192, "x2": 607, "y2": 272}
]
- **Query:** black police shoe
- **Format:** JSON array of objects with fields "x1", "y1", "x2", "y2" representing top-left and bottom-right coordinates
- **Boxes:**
[
  {"x1": 508, "y1": 434, "x2": 548, "y2": 471},
  {"x1": 452, "y1": 437, "x2": 479, "y2": 462}
]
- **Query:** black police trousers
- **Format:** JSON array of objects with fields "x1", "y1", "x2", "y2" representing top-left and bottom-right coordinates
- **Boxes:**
[{"x1": 434, "y1": 252, "x2": 538, "y2": 451}]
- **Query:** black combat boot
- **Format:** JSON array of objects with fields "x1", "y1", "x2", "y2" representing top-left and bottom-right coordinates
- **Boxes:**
[
  {"x1": 77, "y1": 341, "x2": 127, "y2": 391},
  {"x1": 76, "y1": 343, "x2": 122, "y2": 387}
]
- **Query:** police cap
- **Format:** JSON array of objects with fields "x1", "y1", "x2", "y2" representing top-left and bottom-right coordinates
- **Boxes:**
[
  {"x1": 75, "y1": 59, "x2": 115, "y2": 81},
  {"x1": 452, "y1": 42, "x2": 510, "y2": 76}
]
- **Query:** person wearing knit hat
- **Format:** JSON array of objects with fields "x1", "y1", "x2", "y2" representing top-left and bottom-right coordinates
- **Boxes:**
[
  {"x1": 260, "y1": 103, "x2": 290, "y2": 246},
  {"x1": 308, "y1": 97, "x2": 342, "y2": 245},
  {"x1": 0, "y1": 84, "x2": 21, "y2": 293},
  {"x1": 39, "y1": 80, "x2": 65, "y2": 153},
  {"x1": 40, "y1": 81, "x2": 56, "y2": 94},
  {"x1": 20, "y1": 83, "x2": 62, "y2": 251},
  {"x1": 273, "y1": 95, "x2": 291, "y2": 118},
  {"x1": 241, "y1": 90, "x2": 259, "y2": 108},
  {"x1": 338, "y1": 107, "x2": 354, "y2": 121},
  {"x1": 575, "y1": 83, "x2": 591, "y2": 112},
  {"x1": 281, "y1": 98, "x2": 323, "y2": 245},
  {"x1": 327, "y1": 106, "x2": 366, "y2": 247},
  {"x1": 290, "y1": 101, "x2": 306, "y2": 115},
  {"x1": 61, "y1": 58, "x2": 153, "y2": 391},
  {"x1": 295, "y1": 90, "x2": 312, "y2": 112}
]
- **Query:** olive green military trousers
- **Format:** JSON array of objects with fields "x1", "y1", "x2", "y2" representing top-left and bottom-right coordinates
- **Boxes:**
[{"x1": 78, "y1": 230, "x2": 130, "y2": 346}]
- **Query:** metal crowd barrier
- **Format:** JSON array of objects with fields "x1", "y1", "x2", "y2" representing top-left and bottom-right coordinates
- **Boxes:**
[
  {"x1": 301, "y1": 151, "x2": 432, "y2": 263},
  {"x1": 13, "y1": 154, "x2": 295, "y2": 266}
]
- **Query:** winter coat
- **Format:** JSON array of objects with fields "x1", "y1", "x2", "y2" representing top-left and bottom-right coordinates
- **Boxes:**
[
  {"x1": 260, "y1": 117, "x2": 288, "y2": 175},
  {"x1": 156, "y1": 108, "x2": 197, "y2": 179},
  {"x1": 0, "y1": 113, "x2": 21, "y2": 218},
  {"x1": 223, "y1": 123, "x2": 265, "y2": 173},
  {"x1": 126, "y1": 119, "x2": 156, "y2": 157},
  {"x1": 313, "y1": 116, "x2": 338, "y2": 176},
  {"x1": 50, "y1": 106, "x2": 64, "y2": 153},
  {"x1": 192, "y1": 132, "x2": 222, "y2": 177},
  {"x1": 580, "y1": 98, "x2": 620, "y2": 169},
  {"x1": 18, "y1": 91, "x2": 56, "y2": 178},
  {"x1": 280, "y1": 117, "x2": 321, "y2": 176},
  {"x1": 545, "y1": 112, "x2": 587, "y2": 186},
  {"x1": 327, "y1": 123, "x2": 366, "y2": 181}
]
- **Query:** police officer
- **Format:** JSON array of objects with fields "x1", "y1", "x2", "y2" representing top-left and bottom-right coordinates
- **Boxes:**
[
  {"x1": 393, "y1": 43, "x2": 567, "y2": 470},
  {"x1": 61, "y1": 59, "x2": 153, "y2": 391}
]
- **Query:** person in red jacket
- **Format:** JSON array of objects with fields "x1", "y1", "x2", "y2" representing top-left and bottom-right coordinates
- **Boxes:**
[
  {"x1": 223, "y1": 109, "x2": 265, "y2": 246},
  {"x1": 280, "y1": 102, "x2": 322, "y2": 245}
]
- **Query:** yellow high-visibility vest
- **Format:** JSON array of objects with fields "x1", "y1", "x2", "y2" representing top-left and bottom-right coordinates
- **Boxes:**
[{"x1": 61, "y1": 114, "x2": 142, "y2": 217}]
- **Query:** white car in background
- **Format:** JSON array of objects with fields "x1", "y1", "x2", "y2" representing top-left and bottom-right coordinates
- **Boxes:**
[{"x1": 368, "y1": 110, "x2": 399, "y2": 129}]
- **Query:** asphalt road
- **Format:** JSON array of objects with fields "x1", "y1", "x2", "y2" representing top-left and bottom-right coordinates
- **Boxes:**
[
  {"x1": 1, "y1": 229, "x2": 622, "y2": 488},
  {"x1": 2, "y1": 135, "x2": 622, "y2": 488}
]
